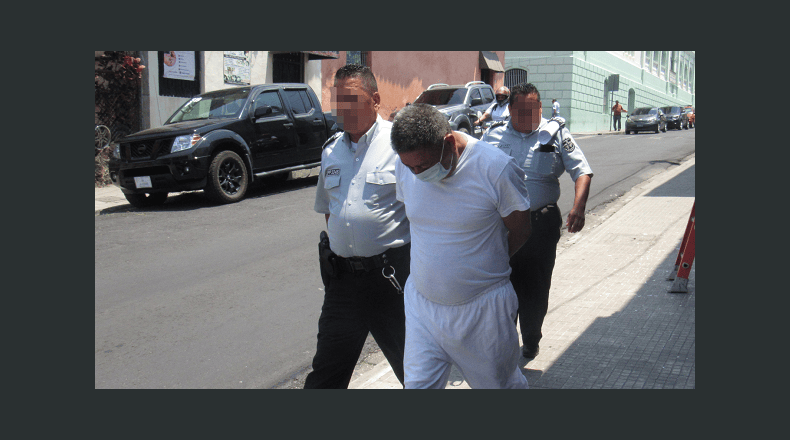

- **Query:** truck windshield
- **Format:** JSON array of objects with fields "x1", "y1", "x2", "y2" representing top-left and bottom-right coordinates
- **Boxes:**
[
  {"x1": 167, "y1": 89, "x2": 251, "y2": 123},
  {"x1": 413, "y1": 88, "x2": 468, "y2": 106}
]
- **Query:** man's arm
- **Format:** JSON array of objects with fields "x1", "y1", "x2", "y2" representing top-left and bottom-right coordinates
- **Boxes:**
[
  {"x1": 475, "y1": 111, "x2": 491, "y2": 125},
  {"x1": 566, "y1": 174, "x2": 591, "y2": 233},
  {"x1": 502, "y1": 209, "x2": 532, "y2": 257}
]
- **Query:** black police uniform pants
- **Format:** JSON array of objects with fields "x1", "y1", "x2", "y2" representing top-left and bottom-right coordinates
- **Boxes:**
[
  {"x1": 509, "y1": 206, "x2": 562, "y2": 349},
  {"x1": 304, "y1": 251, "x2": 409, "y2": 389}
]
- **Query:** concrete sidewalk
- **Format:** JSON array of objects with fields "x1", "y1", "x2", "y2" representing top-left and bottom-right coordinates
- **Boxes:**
[{"x1": 349, "y1": 154, "x2": 695, "y2": 389}]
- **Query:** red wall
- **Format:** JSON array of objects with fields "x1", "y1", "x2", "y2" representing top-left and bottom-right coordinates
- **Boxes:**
[{"x1": 321, "y1": 51, "x2": 504, "y2": 121}]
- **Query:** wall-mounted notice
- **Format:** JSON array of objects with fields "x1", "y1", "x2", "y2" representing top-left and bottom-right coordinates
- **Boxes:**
[
  {"x1": 162, "y1": 51, "x2": 196, "y2": 81},
  {"x1": 224, "y1": 51, "x2": 251, "y2": 85}
]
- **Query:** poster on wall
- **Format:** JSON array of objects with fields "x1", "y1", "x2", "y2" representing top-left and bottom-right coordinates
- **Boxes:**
[
  {"x1": 224, "y1": 51, "x2": 251, "y2": 85},
  {"x1": 162, "y1": 51, "x2": 196, "y2": 81}
]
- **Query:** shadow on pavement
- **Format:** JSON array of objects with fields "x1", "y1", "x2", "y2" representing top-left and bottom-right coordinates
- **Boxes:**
[
  {"x1": 644, "y1": 165, "x2": 695, "y2": 198},
  {"x1": 522, "y1": 248, "x2": 695, "y2": 389}
]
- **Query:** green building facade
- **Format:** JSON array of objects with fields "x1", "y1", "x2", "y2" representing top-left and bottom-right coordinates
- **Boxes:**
[{"x1": 504, "y1": 51, "x2": 695, "y2": 133}]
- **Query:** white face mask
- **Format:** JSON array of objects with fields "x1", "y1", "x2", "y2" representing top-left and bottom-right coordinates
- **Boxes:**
[{"x1": 415, "y1": 142, "x2": 452, "y2": 183}]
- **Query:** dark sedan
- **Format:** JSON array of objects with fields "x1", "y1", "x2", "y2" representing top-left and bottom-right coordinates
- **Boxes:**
[
  {"x1": 625, "y1": 107, "x2": 667, "y2": 134},
  {"x1": 661, "y1": 106, "x2": 688, "y2": 130}
]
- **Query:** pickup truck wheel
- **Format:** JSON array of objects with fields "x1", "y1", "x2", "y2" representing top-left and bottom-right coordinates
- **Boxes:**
[
  {"x1": 206, "y1": 150, "x2": 248, "y2": 204},
  {"x1": 125, "y1": 192, "x2": 168, "y2": 208}
]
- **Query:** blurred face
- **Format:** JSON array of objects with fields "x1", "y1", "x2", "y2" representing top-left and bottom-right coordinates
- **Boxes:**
[
  {"x1": 510, "y1": 92, "x2": 542, "y2": 133},
  {"x1": 397, "y1": 134, "x2": 457, "y2": 180},
  {"x1": 332, "y1": 77, "x2": 380, "y2": 139}
]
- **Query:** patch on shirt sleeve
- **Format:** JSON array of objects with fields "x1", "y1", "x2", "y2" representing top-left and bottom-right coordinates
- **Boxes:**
[
  {"x1": 562, "y1": 136, "x2": 575, "y2": 153},
  {"x1": 326, "y1": 168, "x2": 340, "y2": 176}
]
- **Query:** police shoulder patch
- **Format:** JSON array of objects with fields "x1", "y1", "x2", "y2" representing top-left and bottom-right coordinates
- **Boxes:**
[
  {"x1": 322, "y1": 130, "x2": 344, "y2": 149},
  {"x1": 562, "y1": 136, "x2": 575, "y2": 153}
]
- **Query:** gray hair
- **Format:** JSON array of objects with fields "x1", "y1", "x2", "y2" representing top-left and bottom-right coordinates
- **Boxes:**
[{"x1": 391, "y1": 104, "x2": 451, "y2": 154}]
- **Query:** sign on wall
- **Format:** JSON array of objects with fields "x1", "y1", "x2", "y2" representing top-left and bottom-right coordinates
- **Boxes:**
[
  {"x1": 224, "y1": 51, "x2": 251, "y2": 85},
  {"x1": 162, "y1": 51, "x2": 196, "y2": 81}
]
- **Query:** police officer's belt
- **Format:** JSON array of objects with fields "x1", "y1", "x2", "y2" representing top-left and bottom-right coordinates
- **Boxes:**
[
  {"x1": 335, "y1": 244, "x2": 410, "y2": 274},
  {"x1": 531, "y1": 204, "x2": 558, "y2": 221}
]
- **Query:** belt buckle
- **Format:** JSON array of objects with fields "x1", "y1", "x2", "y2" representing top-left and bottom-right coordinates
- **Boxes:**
[{"x1": 350, "y1": 259, "x2": 366, "y2": 272}]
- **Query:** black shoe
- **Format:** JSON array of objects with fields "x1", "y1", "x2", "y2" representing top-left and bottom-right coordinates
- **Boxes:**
[{"x1": 521, "y1": 345, "x2": 539, "y2": 359}]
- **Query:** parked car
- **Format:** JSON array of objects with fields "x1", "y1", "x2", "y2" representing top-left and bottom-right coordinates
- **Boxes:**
[
  {"x1": 410, "y1": 81, "x2": 496, "y2": 138},
  {"x1": 625, "y1": 107, "x2": 667, "y2": 134},
  {"x1": 108, "y1": 84, "x2": 338, "y2": 208},
  {"x1": 661, "y1": 106, "x2": 688, "y2": 130},
  {"x1": 684, "y1": 106, "x2": 695, "y2": 128}
]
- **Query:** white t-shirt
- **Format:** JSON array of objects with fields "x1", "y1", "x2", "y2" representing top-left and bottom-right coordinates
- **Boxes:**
[
  {"x1": 552, "y1": 101, "x2": 560, "y2": 116},
  {"x1": 395, "y1": 135, "x2": 530, "y2": 305}
]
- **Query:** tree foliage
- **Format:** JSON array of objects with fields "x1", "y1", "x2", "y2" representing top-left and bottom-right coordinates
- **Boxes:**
[{"x1": 95, "y1": 51, "x2": 145, "y2": 186}]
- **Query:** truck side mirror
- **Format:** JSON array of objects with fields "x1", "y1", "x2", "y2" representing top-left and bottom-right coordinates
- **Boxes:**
[{"x1": 254, "y1": 105, "x2": 272, "y2": 118}]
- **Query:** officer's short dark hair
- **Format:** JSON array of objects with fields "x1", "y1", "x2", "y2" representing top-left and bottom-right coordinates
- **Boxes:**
[
  {"x1": 391, "y1": 104, "x2": 451, "y2": 154},
  {"x1": 510, "y1": 83, "x2": 541, "y2": 105},
  {"x1": 334, "y1": 64, "x2": 378, "y2": 95}
]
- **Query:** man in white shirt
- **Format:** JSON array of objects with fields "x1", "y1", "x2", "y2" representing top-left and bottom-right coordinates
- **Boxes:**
[
  {"x1": 391, "y1": 103, "x2": 532, "y2": 389},
  {"x1": 307, "y1": 64, "x2": 411, "y2": 388},
  {"x1": 552, "y1": 99, "x2": 560, "y2": 118}
]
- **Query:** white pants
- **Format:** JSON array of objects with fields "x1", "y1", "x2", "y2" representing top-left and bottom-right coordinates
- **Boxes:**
[{"x1": 403, "y1": 278, "x2": 529, "y2": 389}]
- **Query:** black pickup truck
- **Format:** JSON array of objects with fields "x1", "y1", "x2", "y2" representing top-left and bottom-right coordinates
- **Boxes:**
[{"x1": 109, "y1": 83, "x2": 337, "y2": 207}]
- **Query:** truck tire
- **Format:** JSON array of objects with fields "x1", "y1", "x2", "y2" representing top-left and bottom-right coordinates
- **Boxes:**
[
  {"x1": 205, "y1": 150, "x2": 248, "y2": 204},
  {"x1": 125, "y1": 192, "x2": 168, "y2": 208}
]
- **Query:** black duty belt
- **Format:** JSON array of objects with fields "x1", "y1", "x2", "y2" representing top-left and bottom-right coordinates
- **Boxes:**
[
  {"x1": 336, "y1": 243, "x2": 410, "y2": 274},
  {"x1": 531, "y1": 204, "x2": 558, "y2": 221}
]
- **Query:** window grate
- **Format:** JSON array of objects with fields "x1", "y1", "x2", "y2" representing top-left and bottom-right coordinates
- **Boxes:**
[
  {"x1": 346, "y1": 51, "x2": 369, "y2": 66},
  {"x1": 504, "y1": 68, "x2": 528, "y2": 89}
]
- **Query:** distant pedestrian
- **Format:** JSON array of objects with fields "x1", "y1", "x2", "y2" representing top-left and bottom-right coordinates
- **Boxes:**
[
  {"x1": 552, "y1": 99, "x2": 560, "y2": 118},
  {"x1": 612, "y1": 100, "x2": 627, "y2": 131},
  {"x1": 391, "y1": 103, "x2": 532, "y2": 389},
  {"x1": 475, "y1": 86, "x2": 510, "y2": 127},
  {"x1": 306, "y1": 64, "x2": 411, "y2": 389},
  {"x1": 482, "y1": 83, "x2": 593, "y2": 360}
]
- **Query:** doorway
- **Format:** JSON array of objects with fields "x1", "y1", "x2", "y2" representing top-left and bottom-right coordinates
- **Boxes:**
[{"x1": 273, "y1": 53, "x2": 304, "y2": 83}]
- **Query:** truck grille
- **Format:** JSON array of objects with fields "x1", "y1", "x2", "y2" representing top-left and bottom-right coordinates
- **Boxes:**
[{"x1": 126, "y1": 138, "x2": 173, "y2": 160}]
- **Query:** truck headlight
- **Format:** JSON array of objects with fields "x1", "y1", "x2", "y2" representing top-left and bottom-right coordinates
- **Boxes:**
[
  {"x1": 171, "y1": 134, "x2": 202, "y2": 153},
  {"x1": 111, "y1": 143, "x2": 121, "y2": 159}
]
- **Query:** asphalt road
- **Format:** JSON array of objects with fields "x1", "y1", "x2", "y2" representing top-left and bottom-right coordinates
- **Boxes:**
[
  {"x1": 558, "y1": 128, "x2": 696, "y2": 224},
  {"x1": 95, "y1": 127, "x2": 695, "y2": 389}
]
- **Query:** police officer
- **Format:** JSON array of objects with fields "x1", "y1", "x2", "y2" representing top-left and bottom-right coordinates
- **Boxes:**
[
  {"x1": 306, "y1": 64, "x2": 411, "y2": 388},
  {"x1": 482, "y1": 83, "x2": 592, "y2": 359},
  {"x1": 475, "y1": 86, "x2": 510, "y2": 127}
]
